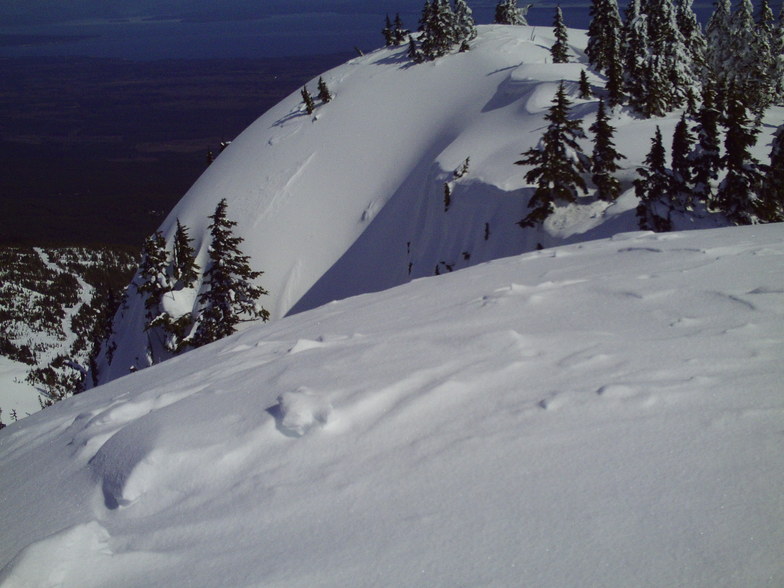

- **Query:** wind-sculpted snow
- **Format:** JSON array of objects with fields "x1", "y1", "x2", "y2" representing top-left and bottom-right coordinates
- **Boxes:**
[{"x1": 1, "y1": 224, "x2": 783, "y2": 587}]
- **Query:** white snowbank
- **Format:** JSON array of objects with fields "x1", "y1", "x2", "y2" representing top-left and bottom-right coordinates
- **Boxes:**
[{"x1": 1, "y1": 224, "x2": 782, "y2": 587}]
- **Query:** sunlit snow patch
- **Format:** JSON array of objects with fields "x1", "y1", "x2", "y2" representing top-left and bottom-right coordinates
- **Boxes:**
[{"x1": 274, "y1": 387, "x2": 333, "y2": 437}]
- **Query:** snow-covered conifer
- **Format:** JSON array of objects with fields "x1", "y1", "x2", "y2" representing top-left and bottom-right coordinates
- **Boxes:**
[
  {"x1": 689, "y1": 83, "x2": 722, "y2": 208},
  {"x1": 408, "y1": 35, "x2": 425, "y2": 63},
  {"x1": 675, "y1": 0, "x2": 707, "y2": 79},
  {"x1": 670, "y1": 113, "x2": 695, "y2": 210},
  {"x1": 393, "y1": 14, "x2": 410, "y2": 46},
  {"x1": 172, "y1": 219, "x2": 199, "y2": 289},
  {"x1": 578, "y1": 69, "x2": 592, "y2": 99},
  {"x1": 190, "y1": 199, "x2": 270, "y2": 347},
  {"x1": 589, "y1": 98, "x2": 626, "y2": 201},
  {"x1": 420, "y1": 0, "x2": 457, "y2": 59},
  {"x1": 635, "y1": 127, "x2": 674, "y2": 231},
  {"x1": 301, "y1": 86, "x2": 315, "y2": 114},
  {"x1": 382, "y1": 14, "x2": 395, "y2": 46},
  {"x1": 454, "y1": 0, "x2": 477, "y2": 51},
  {"x1": 136, "y1": 231, "x2": 170, "y2": 317},
  {"x1": 495, "y1": 0, "x2": 529, "y2": 25},
  {"x1": 317, "y1": 77, "x2": 333, "y2": 103},
  {"x1": 757, "y1": 125, "x2": 784, "y2": 222},
  {"x1": 551, "y1": 6, "x2": 570, "y2": 63},
  {"x1": 715, "y1": 92, "x2": 762, "y2": 224},
  {"x1": 705, "y1": 0, "x2": 733, "y2": 102},
  {"x1": 622, "y1": 1, "x2": 650, "y2": 113},
  {"x1": 586, "y1": 0, "x2": 623, "y2": 74},
  {"x1": 516, "y1": 81, "x2": 589, "y2": 227}
]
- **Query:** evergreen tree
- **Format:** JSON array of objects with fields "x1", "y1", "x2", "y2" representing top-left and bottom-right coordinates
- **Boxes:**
[
  {"x1": 728, "y1": 0, "x2": 766, "y2": 113},
  {"x1": 635, "y1": 126, "x2": 674, "y2": 231},
  {"x1": 589, "y1": 98, "x2": 626, "y2": 201},
  {"x1": 382, "y1": 14, "x2": 395, "y2": 46},
  {"x1": 675, "y1": 0, "x2": 707, "y2": 79},
  {"x1": 689, "y1": 83, "x2": 722, "y2": 208},
  {"x1": 757, "y1": 124, "x2": 784, "y2": 222},
  {"x1": 408, "y1": 35, "x2": 425, "y2": 63},
  {"x1": 454, "y1": 0, "x2": 477, "y2": 51},
  {"x1": 715, "y1": 92, "x2": 762, "y2": 224},
  {"x1": 644, "y1": 0, "x2": 694, "y2": 113},
  {"x1": 771, "y1": 7, "x2": 784, "y2": 101},
  {"x1": 301, "y1": 86, "x2": 315, "y2": 114},
  {"x1": 605, "y1": 34, "x2": 625, "y2": 107},
  {"x1": 420, "y1": 0, "x2": 457, "y2": 59},
  {"x1": 705, "y1": 0, "x2": 733, "y2": 104},
  {"x1": 622, "y1": 1, "x2": 650, "y2": 113},
  {"x1": 191, "y1": 199, "x2": 270, "y2": 347},
  {"x1": 317, "y1": 77, "x2": 333, "y2": 103},
  {"x1": 749, "y1": 0, "x2": 776, "y2": 114},
  {"x1": 172, "y1": 219, "x2": 199, "y2": 289},
  {"x1": 136, "y1": 231, "x2": 170, "y2": 318},
  {"x1": 495, "y1": 0, "x2": 529, "y2": 25},
  {"x1": 578, "y1": 69, "x2": 592, "y2": 99},
  {"x1": 515, "y1": 81, "x2": 589, "y2": 227},
  {"x1": 670, "y1": 113, "x2": 695, "y2": 210},
  {"x1": 587, "y1": 0, "x2": 624, "y2": 74},
  {"x1": 551, "y1": 6, "x2": 570, "y2": 63},
  {"x1": 393, "y1": 13, "x2": 410, "y2": 45}
]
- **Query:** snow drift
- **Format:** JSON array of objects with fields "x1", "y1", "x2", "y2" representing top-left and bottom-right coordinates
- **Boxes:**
[{"x1": 1, "y1": 224, "x2": 783, "y2": 587}]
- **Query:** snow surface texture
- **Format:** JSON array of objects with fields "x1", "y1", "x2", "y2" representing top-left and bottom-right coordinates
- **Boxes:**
[
  {"x1": 1, "y1": 224, "x2": 783, "y2": 587},
  {"x1": 97, "y1": 24, "x2": 782, "y2": 384}
]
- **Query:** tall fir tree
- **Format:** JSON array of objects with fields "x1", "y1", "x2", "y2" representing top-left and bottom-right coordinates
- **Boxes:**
[
  {"x1": 495, "y1": 0, "x2": 528, "y2": 25},
  {"x1": 393, "y1": 13, "x2": 410, "y2": 45},
  {"x1": 301, "y1": 86, "x2": 315, "y2": 114},
  {"x1": 172, "y1": 219, "x2": 199, "y2": 289},
  {"x1": 605, "y1": 33, "x2": 625, "y2": 107},
  {"x1": 670, "y1": 113, "x2": 696, "y2": 210},
  {"x1": 454, "y1": 0, "x2": 477, "y2": 51},
  {"x1": 705, "y1": 0, "x2": 733, "y2": 107},
  {"x1": 382, "y1": 14, "x2": 395, "y2": 46},
  {"x1": 550, "y1": 6, "x2": 570, "y2": 63},
  {"x1": 191, "y1": 199, "x2": 270, "y2": 347},
  {"x1": 635, "y1": 126, "x2": 674, "y2": 231},
  {"x1": 136, "y1": 231, "x2": 170, "y2": 318},
  {"x1": 589, "y1": 98, "x2": 626, "y2": 201},
  {"x1": 586, "y1": 0, "x2": 623, "y2": 74},
  {"x1": 675, "y1": 0, "x2": 707, "y2": 79},
  {"x1": 688, "y1": 83, "x2": 722, "y2": 209},
  {"x1": 622, "y1": 0, "x2": 650, "y2": 113},
  {"x1": 715, "y1": 92, "x2": 762, "y2": 224},
  {"x1": 578, "y1": 69, "x2": 592, "y2": 99},
  {"x1": 757, "y1": 124, "x2": 784, "y2": 222},
  {"x1": 515, "y1": 81, "x2": 589, "y2": 227},
  {"x1": 317, "y1": 77, "x2": 333, "y2": 103},
  {"x1": 772, "y1": 7, "x2": 784, "y2": 101}
]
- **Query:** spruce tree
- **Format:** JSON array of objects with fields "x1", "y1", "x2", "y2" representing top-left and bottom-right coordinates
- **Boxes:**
[
  {"x1": 454, "y1": 0, "x2": 477, "y2": 51},
  {"x1": 550, "y1": 6, "x2": 570, "y2": 63},
  {"x1": 689, "y1": 83, "x2": 722, "y2": 209},
  {"x1": 172, "y1": 219, "x2": 199, "y2": 289},
  {"x1": 408, "y1": 35, "x2": 425, "y2": 63},
  {"x1": 605, "y1": 34, "x2": 625, "y2": 107},
  {"x1": 622, "y1": 1, "x2": 650, "y2": 113},
  {"x1": 317, "y1": 77, "x2": 333, "y2": 103},
  {"x1": 382, "y1": 14, "x2": 395, "y2": 46},
  {"x1": 705, "y1": 0, "x2": 732, "y2": 105},
  {"x1": 670, "y1": 113, "x2": 695, "y2": 210},
  {"x1": 635, "y1": 126, "x2": 673, "y2": 231},
  {"x1": 715, "y1": 92, "x2": 762, "y2": 224},
  {"x1": 586, "y1": 0, "x2": 623, "y2": 74},
  {"x1": 495, "y1": 0, "x2": 528, "y2": 25},
  {"x1": 675, "y1": 0, "x2": 707, "y2": 80},
  {"x1": 393, "y1": 14, "x2": 410, "y2": 46},
  {"x1": 757, "y1": 124, "x2": 784, "y2": 222},
  {"x1": 578, "y1": 69, "x2": 592, "y2": 99},
  {"x1": 301, "y1": 86, "x2": 315, "y2": 114},
  {"x1": 191, "y1": 199, "x2": 270, "y2": 347},
  {"x1": 589, "y1": 98, "x2": 626, "y2": 201},
  {"x1": 136, "y1": 231, "x2": 170, "y2": 319},
  {"x1": 516, "y1": 81, "x2": 589, "y2": 227}
]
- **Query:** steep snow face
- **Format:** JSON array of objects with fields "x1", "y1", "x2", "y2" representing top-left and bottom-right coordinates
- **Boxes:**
[
  {"x1": 1, "y1": 224, "x2": 783, "y2": 587},
  {"x1": 95, "y1": 24, "x2": 783, "y2": 384}
]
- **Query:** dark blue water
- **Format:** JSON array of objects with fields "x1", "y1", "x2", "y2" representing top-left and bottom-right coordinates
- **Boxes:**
[{"x1": 0, "y1": 1, "x2": 717, "y2": 61}]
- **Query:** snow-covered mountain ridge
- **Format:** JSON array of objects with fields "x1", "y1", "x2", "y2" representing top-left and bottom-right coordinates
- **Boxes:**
[
  {"x1": 1, "y1": 223, "x2": 782, "y2": 586},
  {"x1": 97, "y1": 24, "x2": 784, "y2": 384}
]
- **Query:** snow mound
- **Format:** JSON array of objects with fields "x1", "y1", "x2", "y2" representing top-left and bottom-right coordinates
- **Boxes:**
[
  {"x1": 1, "y1": 224, "x2": 783, "y2": 587},
  {"x1": 275, "y1": 388, "x2": 333, "y2": 436}
]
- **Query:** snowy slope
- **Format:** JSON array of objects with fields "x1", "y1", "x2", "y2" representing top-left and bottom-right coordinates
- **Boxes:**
[
  {"x1": 99, "y1": 24, "x2": 784, "y2": 384},
  {"x1": 1, "y1": 224, "x2": 783, "y2": 587}
]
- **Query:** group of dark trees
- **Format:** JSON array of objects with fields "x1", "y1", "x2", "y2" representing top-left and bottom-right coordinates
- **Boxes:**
[
  {"x1": 134, "y1": 199, "x2": 268, "y2": 364},
  {"x1": 301, "y1": 77, "x2": 333, "y2": 115},
  {"x1": 400, "y1": 0, "x2": 478, "y2": 62},
  {"x1": 519, "y1": 0, "x2": 784, "y2": 229}
]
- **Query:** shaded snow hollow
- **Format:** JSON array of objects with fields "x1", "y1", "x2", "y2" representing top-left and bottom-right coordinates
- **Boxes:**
[
  {"x1": 97, "y1": 24, "x2": 783, "y2": 384},
  {"x1": 1, "y1": 224, "x2": 783, "y2": 587}
]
